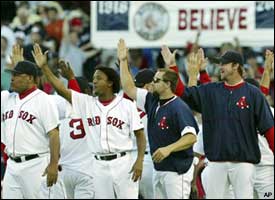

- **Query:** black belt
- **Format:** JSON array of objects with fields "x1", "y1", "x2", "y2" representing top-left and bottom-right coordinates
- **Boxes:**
[
  {"x1": 9, "y1": 154, "x2": 39, "y2": 163},
  {"x1": 95, "y1": 152, "x2": 126, "y2": 161}
]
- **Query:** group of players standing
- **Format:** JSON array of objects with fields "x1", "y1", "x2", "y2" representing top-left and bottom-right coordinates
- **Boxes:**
[{"x1": 1, "y1": 39, "x2": 274, "y2": 199}]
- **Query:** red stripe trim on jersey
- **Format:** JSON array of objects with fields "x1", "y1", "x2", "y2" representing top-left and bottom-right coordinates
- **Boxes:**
[
  {"x1": 140, "y1": 111, "x2": 146, "y2": 119},
  {"x1": 224, "y1": 81, "x2": 245, "y2": 90},
  {"x1": 264, "y1": 126, "x2": 274, "y2": 153},
  {"x1": 19, "y1": 86, "x2": 37, "y2": 99},
  {"x1": 260, "y1": 86, "x2": 269, "y2": 96}
]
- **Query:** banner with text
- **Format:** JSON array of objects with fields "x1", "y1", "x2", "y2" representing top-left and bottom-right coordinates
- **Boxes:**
[{"x1": 91, "y1": 1, "x2": 274, "y2": 48}]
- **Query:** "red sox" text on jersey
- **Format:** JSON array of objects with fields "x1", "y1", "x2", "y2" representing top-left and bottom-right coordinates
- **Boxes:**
[
  {"x1": 2, "y1": 110, "x2": 37, "y2": 124},
  {"x1": 87, "y1": 116, "x2": 125, "y2": 129}
]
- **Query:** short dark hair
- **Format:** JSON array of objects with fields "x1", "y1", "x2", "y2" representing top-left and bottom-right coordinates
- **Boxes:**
[
  {"x1": 94, "y1": 65, "x2": 121, "y2": 93},
  {"x1": 158, "y1": 68, "x2": 178, "y2": 93},
  {"x1": 233, "y1": 63, "x2": 244, "y2": 77}
]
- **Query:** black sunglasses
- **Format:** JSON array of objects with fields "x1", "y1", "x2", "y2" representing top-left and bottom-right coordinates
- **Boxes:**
[{"x1": 153, "y1": 78, "x2": 167, "y2": 83}]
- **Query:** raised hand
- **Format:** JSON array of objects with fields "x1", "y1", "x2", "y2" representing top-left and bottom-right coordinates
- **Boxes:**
[
  {"x1": 58, "y1": 60, "x2": 75, "y2": 80},
  {"x1": 10, "y1": 44, "x2": 24, "y2": 68},
  {"x1": 117, "y1": 39, "x2": 128, "y2": 62},
  {"x1": 32, "y1": 43, "x2": 48, "y2": 68},
  {"x1": 187, "y1": 52, "x2": 200, "y2": 77},
  {"x1": 264, "y1": 49, "x2": 274, "y2": 74},
  {"x1": 161, "y1": 45, "x2": 177, "y2": 67},
  {"x1": 197, "y1": 48, "x2": 208, "y2": 71}
]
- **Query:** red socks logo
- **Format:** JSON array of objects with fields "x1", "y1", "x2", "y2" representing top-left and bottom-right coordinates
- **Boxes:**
[{"x1": 236, "y1": 96, "x2": 249, "y2": 109}]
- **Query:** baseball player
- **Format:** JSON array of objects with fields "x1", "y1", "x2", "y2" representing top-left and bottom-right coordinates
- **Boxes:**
[
  {"x1": 192, "y1": 49, "x2": 274, "y2": 199},
  {"x1": 32, "y1": 43, "x2": 146, "y2": 199},
  {"x1": 1, "y1": 60, "x2": 60, "y2": 199},
  {"x1": 179, "y1": 49, "x2": 274, "y2": 199},
  {"x1": 50, "y1": 63, "x2": 95, "y2": 199},
  {"x1": 118, "y1": 39, "x2": 199, "y2": 199}
]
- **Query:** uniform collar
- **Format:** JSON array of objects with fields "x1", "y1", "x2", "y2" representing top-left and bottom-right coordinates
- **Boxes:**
[
  {"x1": 19, "y1": 86, "x2": 37, "y2": 99},
  {"x1": 224, "y1": 81, "x2": 245, "y2": 90}
]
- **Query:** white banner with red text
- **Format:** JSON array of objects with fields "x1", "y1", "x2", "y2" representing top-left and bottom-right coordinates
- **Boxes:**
[{"x1": 91, "y1": 1, "x2": 274, "y2": 48}]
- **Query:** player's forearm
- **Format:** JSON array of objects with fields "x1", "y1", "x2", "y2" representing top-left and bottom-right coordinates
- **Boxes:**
[
  {"x1": 41, "y1": 64, "x2": 72, "y2": 103},
  {"x1": 134, "y1": 129, "x2": 146, "y2": 161},
  {"x1": 120, "y1": 59, "x2": 137, "y2": 100},
  {"x1": 260, "y1": 71, "x2": 270, "y2": 93},
  {"x1": 48, "y1": 128, "x2": 60, "y2": 165},
  {"x1": 167, "y1": 133, "x2": 196, "y2": 153},
  {"x1": 188, "y1": 76, "x2": 198, "y2": 87}
]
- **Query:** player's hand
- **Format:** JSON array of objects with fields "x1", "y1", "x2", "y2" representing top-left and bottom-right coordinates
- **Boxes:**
[
  {"x1": 32, "y1": 43, "x2": 48, "y2": 68},
  {"x1": 187, "y1": 52, "x2": 200, "y2": 78},
  {"x1": 264, "y1": 49, "x2": 274, "y2": 74},
  {"x1": 152, "y1": 146, "x2": 171, "y2": 163},
  {"x1": 197, "y1": 48, "x2": 208, "y2": 71},
  {"x1": 190, "y1": 179, "x2": 198, "y2": 199},
  {"x1": 58, "y1": 60, "x2": 75, "y2": 80},
  {"x1": 161, "y1": 45, "x2": 177, "y2": 67},
  {"x1": 9, "y1": 44, "x2": 24, "y2": 68},
  {"x1": 129, "y1": 158, "x2": 143, "y2": 182},
  {"x1": 117, "y1": 39, "x2": 128, "y2": 62},
  {"x1": 42, "y1": 162, "x2": 58, "y2": 187}
]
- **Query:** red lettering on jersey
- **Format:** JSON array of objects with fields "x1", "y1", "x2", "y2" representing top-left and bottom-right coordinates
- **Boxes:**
[
  {"x1": 112, "y1": 118, "x2": 118, "y2": 127},
  {"x1": 87, "y1": 118, "x2": 93, "y2": 126},
  {"x1": 2, "y1": 110, "x2": 14, "y2": 121},
  {"x1": 18, "y1": 110, "x2": 24, "y2": 118},
  {"x1": 22, "y1": 112, "x2": 28, "y2": 120},
  {"x1": 8, "y1": 111, "x2": 13, "y2": 119},
  {"x1": 69, "y1": 118, "x2": 86, "y2": 139},
  {"x1": 116, "y1": 120, "x2": 125, "y2": 130},
  {"x1": 26, "y1": 114, "x2": 36, "y2": 124},
  {"x1": 95, "y1": 116, "x2": 100, "y2": 125},
  {"x1": 4, "y1": 111, "x2": 9, "y2": 120},
  {"x1": 107, "y1": 116, "x2": 113, "y2": 125}
]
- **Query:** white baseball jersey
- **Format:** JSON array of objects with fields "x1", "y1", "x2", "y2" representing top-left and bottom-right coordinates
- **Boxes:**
[
  {"x1": 257, "y1": 106, "x2": 274, "y2": 166},
  {"x1": 132, "y1": 106, "x2": 150, "y2": 152},
  {"x1": 71, "y1": 90, "x2": 143, "y2": 154},
  {"x1": 58, "y1": 102, "x2": 94, "y2": 177},
  {"x1": 1, "y1": 89, "x2": 59, "y2": 156}
]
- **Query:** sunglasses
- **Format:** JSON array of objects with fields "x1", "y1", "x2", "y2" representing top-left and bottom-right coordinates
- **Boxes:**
[{"x1": 153, "y1": 78, "x2": 167, "y2": 83}]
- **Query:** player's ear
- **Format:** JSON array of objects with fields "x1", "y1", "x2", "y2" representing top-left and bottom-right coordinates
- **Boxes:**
[{"x1": 107, "y1": 80, "x2": 113, "y2": 88}]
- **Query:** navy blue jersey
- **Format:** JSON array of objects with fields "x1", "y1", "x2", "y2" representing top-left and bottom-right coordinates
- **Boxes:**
[
  {"x1": 182, "y1": 82, "x2": 274, "y2": 163},
  {"x1": 138, "y1": 89, "x2": 199, "y2": 174}
]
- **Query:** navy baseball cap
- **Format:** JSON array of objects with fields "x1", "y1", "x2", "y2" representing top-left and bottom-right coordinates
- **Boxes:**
[
  {"x1": 5, "y1": 61, "x2": 38, "y2": 77},
  {"x1": 134, "y1": 69, "x2": 155, "y2": 87},
  {"x1": 212, "y1": 50, "x2": 244, "y2": 66}
]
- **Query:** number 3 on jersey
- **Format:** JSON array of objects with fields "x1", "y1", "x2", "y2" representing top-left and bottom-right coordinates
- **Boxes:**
[{"x1": 69, "y1": 118, "x2": 86, "y2": 139}]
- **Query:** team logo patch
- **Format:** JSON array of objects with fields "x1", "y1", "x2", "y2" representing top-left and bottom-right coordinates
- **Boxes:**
[
  {"x1": 133, "y1": 3, "x2": 169, "y2": 41},
  {"x1": 158, "y1": 116, "x2": 169, "y2": 130},
  {"x1": 236, "y1": 96, "x2": 249, "y2": 109}
]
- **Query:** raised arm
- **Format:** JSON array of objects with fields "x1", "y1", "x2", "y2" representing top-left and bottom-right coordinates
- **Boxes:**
[
  {"x1": 32, "y1": 43, "x2": 72, "y2": 103},
  {"x1": 161, "y1": 45, "x2": 185, "y2": 96},
  {"x1": 260, "y1": 49, "x2": 274, "y2": 95},
  {"x1": 8, "y1": 44, "x2": 24, "y2": 69},
  {"x1": 118, "y1": 39, "x2": 137, "y2": 100}
]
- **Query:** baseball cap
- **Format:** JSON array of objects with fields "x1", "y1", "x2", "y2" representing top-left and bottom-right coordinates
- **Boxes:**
[
  {"x1": 134, "y1": 69, "x2": 155, "y2": 87},
  {"x1": 212, "y1": 50, "x2": 244, "y2": 66},
  {"x1": 5, "y1": 61, "x2": 38, "y2": 77}
]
